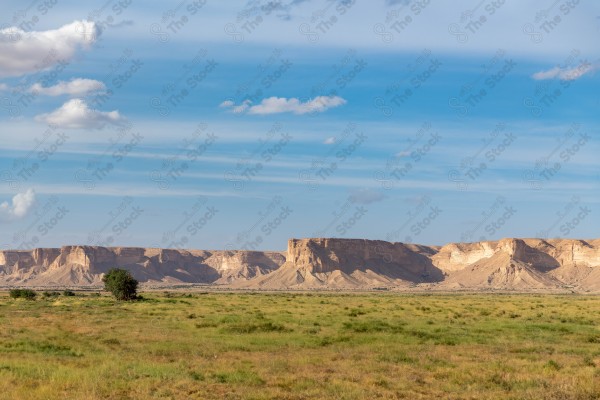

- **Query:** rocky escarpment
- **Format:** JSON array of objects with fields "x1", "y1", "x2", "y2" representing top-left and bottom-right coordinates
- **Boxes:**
[
  {"x1": 2, "y1": 238, "x2": 600, "y2": 290},
  {"x1": 0, "y1": 246, "x2": 286, "y2": 287},
  {"x1": 235, "y1": 238, "x2": 443, "y2": 289},
  {"x1": 240, "y1": 237, "x2": 600, "y2": 290},
  {"x1": 433, "y1": 238, "x2": 600, "y2": 290}
]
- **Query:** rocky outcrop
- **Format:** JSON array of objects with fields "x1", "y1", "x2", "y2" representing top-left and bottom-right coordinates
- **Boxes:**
[
  {"x1": 0, "y1": 246, "x2": 285, "y2": 287},
  {"x1": 235, "y1": 238, "x2": 444, "y2": 289},
  {"x1": 434, "y1": 238, "x2": 600, "y2": 290},
  {"x1": 1, "y1": 238, "x2": 600, "y2": 290},
  {"x1": 244, "y1": 237, "x2": 600, "y2": 290}
]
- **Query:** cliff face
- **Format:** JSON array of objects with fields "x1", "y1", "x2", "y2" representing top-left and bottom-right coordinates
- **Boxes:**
[
  {"x1": 1, "y1": 238, "x2": 600, "y2": 290},
  {"x1": 236, "y1": 238, "x2": 444, "y2": 289},
  {"x1": 243, "y1": 237, "x2": 600, "y2": 290},
  {"x1": 0, "y1": 246, "x2": 286, "y2": 287},
  {"x1": 433, "y1": 238, "x2": 600, "y2": 290}
]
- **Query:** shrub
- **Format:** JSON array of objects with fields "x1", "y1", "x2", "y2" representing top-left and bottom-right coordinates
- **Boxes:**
[
  {"x1": 62, "y1": 290, "x2": 76, "y2": 297},
  {"x1": 42, "y1": 291, "x2": 60, "y2": 298},
  {"x1": 9, "y1": 289, "x2": 37, "y2": 300},
  {"x1": 102, "y1": 268, "x2": 139, "y2": 301}
]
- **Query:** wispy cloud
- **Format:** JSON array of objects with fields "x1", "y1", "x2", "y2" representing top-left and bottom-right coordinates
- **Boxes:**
[
  {"x1": 29, "y1": 78, "x2": 106, "y2": 97},
  {"x1": 349, "y1": 188, "x2": 386, "y2": 205},
  {"x1": 386, "y1": 0, "x2": 410, "y2": 5},
  {"x1": 35, "y1": 99, "x2": 126, "y2": 129},
  {"x1": 0, "y1": 189, "x2": 36, "y2": 221},
  {"x1": 532, "y1": 62, "x2": 597, "y2": 81},
  {"x1": 0, "y1": 184, "x2": 245, "y2": 199},
  {"x1": 220, "y1": 96, "x2": 347, "y2": 115},
  {"x1": 219, "y1": 99, "x2": 254, "y2": 114}
]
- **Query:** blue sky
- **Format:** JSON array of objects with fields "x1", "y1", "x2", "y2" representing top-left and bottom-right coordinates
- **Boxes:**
[{"x1": 0, "y1": 0, "x2": 598, "y2": 250}]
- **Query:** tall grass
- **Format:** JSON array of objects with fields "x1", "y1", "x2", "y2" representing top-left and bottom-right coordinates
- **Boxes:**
[{"x1": 0, "y1": 291, "x2": 599, "y2": 399}]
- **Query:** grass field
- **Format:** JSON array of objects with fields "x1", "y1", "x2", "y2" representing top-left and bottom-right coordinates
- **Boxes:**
[{"x1": 1, "y1": 291, "x2": 600, "y2": 399}]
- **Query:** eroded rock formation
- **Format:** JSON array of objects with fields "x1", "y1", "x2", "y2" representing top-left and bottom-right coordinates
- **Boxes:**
[
  {"x1": 0, "y1": 246, "x2": 285, "y2": 286},
  {"x1": 1, "y1": 238, "x2": 600, "y2": 290}
]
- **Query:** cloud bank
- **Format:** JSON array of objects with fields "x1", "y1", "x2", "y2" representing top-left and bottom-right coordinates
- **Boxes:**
[{"x1": 0, "y1": 20, "x2": 99, "y2": 78}]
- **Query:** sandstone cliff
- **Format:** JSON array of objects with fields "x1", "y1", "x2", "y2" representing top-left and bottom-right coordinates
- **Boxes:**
[
  {"x1": 1, "y1": 238, "x2": 600, "y2": 290},
  {"x1": 0, "y1": 246, "x2": 285, "y2": 287},
  {"x1": 433, "y1": 238, "x2": 600, "y2": 290},
  {"x1": 236, "y1": 238, "x2": 443, "y2": 289}
]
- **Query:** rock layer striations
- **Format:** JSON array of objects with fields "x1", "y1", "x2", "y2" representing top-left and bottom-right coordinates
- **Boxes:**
[{"x1": 1, "y1": 238, "x2": 599, "y2": 290}]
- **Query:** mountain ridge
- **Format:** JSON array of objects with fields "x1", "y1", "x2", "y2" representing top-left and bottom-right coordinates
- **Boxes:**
[{"x1": 1, "y1": 238, "x2": 599, "y2": 291}]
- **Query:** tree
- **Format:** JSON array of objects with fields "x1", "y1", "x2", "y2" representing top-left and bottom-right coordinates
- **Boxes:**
[{"x1": 102, "y1": 268, "x2": 138, "y2": 300}]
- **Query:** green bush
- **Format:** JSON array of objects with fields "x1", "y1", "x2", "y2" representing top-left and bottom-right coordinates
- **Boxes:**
[
  {"x1": 42, "y1": 291, "x2": 60, "y2": 298},
  {"x1": 102, "y1": 268, "x2": 139, "y2": 301},
  {"x1": 62, "y1": 290, "x2": 76, "y2": 297},
  {"x1": 9, "y1": 289, "x2": 37, "y2": 300}
]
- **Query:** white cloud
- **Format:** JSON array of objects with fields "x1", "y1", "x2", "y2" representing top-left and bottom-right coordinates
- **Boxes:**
[
  {"x1": 0, "y1": 20, "x2": 99, "y2": 78},
  {"x1": 29, "y1": 78, "x2": 106, "y2": 97},
  {"x1": 249, "y1": 96, "x2": 346, "y2": 115},
  {"x1": 324, "y1": 137, "x2": 336, "y2": 144},
  {"x1": 220, "y1": 99, "x2": 253, "y2": 113},
  {"x1": 532, "y1": 62, "x2": 597, "y2": 81},
  {"x1": 35, "y1": 99, "x2": 126, "y2": 129},
  {"x1": 235, "y1": 100, "x2": 253, "y2": 113},
  {"x1": 0, "y1": 83, "x2": 8, "y2": 91},
  {"x1": 0, "y1": 189, "x2": 36, "y2": 221},
  {"x1": 221, "y1": 96, "x2": 346, "y2": 115},
  {"x1": 219, "y1": 100, "x2": 234, "y2": 108}
]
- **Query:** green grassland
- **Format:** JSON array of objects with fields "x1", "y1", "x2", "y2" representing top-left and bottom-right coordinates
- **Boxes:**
[{"x1": 1, "y1": 291, "x2": 600, "y2": 399}]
